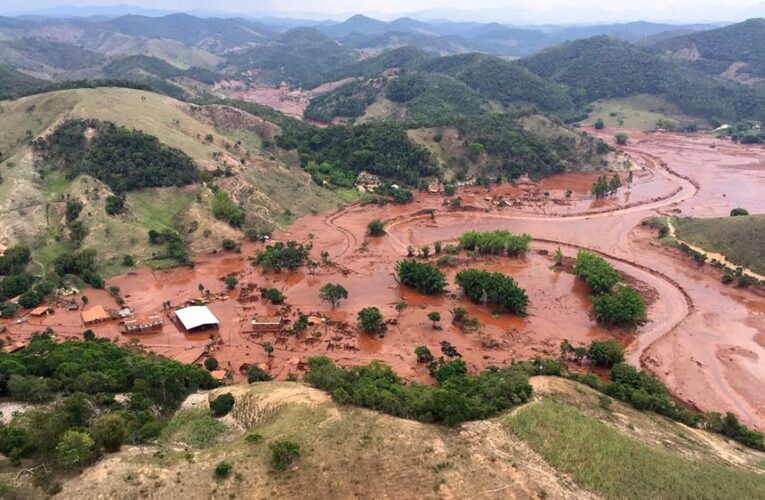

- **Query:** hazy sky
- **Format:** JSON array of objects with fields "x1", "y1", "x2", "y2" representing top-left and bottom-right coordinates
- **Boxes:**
[{"x1": 5, "y1": 0, "x2": 765, "y2": 23}]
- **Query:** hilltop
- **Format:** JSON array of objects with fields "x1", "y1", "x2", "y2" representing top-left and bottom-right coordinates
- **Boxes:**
[{"x1": 44, "y1": 378, "x2": 765, "y2": 499}]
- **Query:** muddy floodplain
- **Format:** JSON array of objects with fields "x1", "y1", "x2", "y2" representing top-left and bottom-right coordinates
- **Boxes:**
[{"x1": 3, "y1": 129, "x2": 765, "y2": 430}]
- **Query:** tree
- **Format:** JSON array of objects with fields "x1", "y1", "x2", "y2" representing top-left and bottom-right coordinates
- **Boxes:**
[
  {"x1": 414, "y1": 346, "x2": 433, "y2": 363},
  {"x1": 56, "y1": 430, "x2": 94, "y2": 469},
  {"x1": 90, "y1": 413, "x2": 127, "y2": 453},
  {"x1": 454, "y1": 269, "x2": 528, "y2": 315},
  {"x1": 122, "y1": 255, "x2": 134, "y2": 267},
  {"x1": 358, "y1": 307, "x2": 386, "y2": 333},
  {"x1": 594, "y1": 118, "x2": 605, "y2": 130},
  {"x1": 224, "y1": 276, "x2": 238, "y2": 290},
  {"x1": 592, "y1": 286, "x2": 646, "y2": 326},
  {"x1": 608, "y1": 174, "x2": 621, "y2": 193},
  {"x1": 427, "y1": 311, "x2": 441, "y2": 328},
  {"x1": 395, "y1": 260, "x2": 447, "y2": 295},
  {"x1": 319, "y1": 283, "x2": 348, "y2": 308},
  {"x1": 626, "y1": 170, "x2": 633, "y2": 185},
  {"x1": 615, "y1": 133, "x2": 629, "y2": 145},
  {"x1": 210, "y1": 393, "x2": 235, "y2": 417},
  {"x1": 83, "y1": 329, "x2": 96, "y2": 341},
  {"x1": 260, "y1": 287, "x2": 285, "y2": 304},
  {"x1": 105, "y1": 195, "x2": 125, "y2": 215},
  {"x1": 367, "y1": 219, "x2": 385, "y2": 236},
  {"x1": 270, "y1": 440, "x2": 300, "y2": 471},
  {"x1": 587, "y1": 339, "x2": 625, "y2": 367},
  {"x1": 263, "y1": 342, "x2": 274, "y2": 357},
  {"x1": 204, "y1": 357, "x2": 219, "y2": 371}
]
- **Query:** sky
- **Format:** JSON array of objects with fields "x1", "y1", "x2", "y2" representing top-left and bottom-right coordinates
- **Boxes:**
[{"x1": 4, "y1": 0, "x2": 765, "y2": 24}]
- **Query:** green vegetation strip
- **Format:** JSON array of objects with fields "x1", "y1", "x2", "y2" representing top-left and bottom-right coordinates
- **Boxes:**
[{"x1": 506, "y1": 399, "x2": 765, "y2": 500}]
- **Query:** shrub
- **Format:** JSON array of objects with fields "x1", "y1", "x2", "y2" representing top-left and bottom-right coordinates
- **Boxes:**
[
  {"x1": 204, "y1": 357, "x2": 219, "y2": 371},
  {"x1": 414, "y1": 346, "x2": 433, "y2": 363},
  {"x1": 104, "y1": 195, "x2": 125, "y2": 215},
  {"x1": 367, "y1": 219, "x2": 385, "y2": 236},
  {"x1": 358, "y1": 307, "x2": 386, "y2": 333},
  {"x1": 587, "y1": 339, "x2": 625, "y2": 367},
  {"x1": 245, "y1": 432, "x2": 262, "y2": 444},
  {"x1": 594, "y1": 118, "x2": 605, "y2": 129},
  {"x1": 122, "y1": 254, "x2": 135, "y2": 266},
  {"x1": 592, "y1": 286, "x2": 646, "y2": 326},
  {"x1": 56, "y1": 430, "x2": 94, "y2": 469},
  {"x1": 260, "y1": 287, "x2": 285, "y2": 304},
  {"x1": 224, "y1": 276, "x2": 238, "y2": 289},
  {"x1": 247, "y1": 365, "x2": 272, "y2": 383},
  {"x1": 90, "y1": 413, "x2": 127, "y2": 453},
  {"x1": 395, "y1": 259, "x2": 447, "y2": 295},
  {"x1": 270, "y1": 440, "x2": 300, "y2": 471},
  {"x1": 730, "y1": 207, "x2": 749, "y2": 216},
  {"x1": 214, "y1": 461, "x2": 232, "y2": 478},
  {"x1": 221, "y1": 238, "x2": 237, "y2": 250},
  {"x1": 454, "y1": 268, "x2": 528, "y2": 315},
  {"x1": 615, "y1": 132, "x2": 629, "y2": 145},
  {"x1": 210, "y1": 393, "x2": 235, "y2": 417}
]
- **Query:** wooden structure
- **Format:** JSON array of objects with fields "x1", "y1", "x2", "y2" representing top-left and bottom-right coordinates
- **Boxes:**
[
  {"x1": 251, "y1": 315, "x2": 283, "y2": 332},
  {"x1": 123, "y1": 315, "x2": 163, "y2": 334}
]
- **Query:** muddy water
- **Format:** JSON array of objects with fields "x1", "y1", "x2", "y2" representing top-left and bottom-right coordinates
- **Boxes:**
[{"x1": 3, "y1": 129, "x2": 765, "y2": 429}]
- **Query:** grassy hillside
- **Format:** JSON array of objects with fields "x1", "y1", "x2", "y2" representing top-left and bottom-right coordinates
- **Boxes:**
[
  {"x1": 0, "y1": 87, "x2": 339, "y2": 275},
  {"x1": 672, "y1": 215, "x2": 765, "y2": 275},
  {"x1": 37, "y1": 378, "x2": 765, "y2": 499},
  {"x1": 586, "y1": 94, "x2": 708, "y2": 130}
]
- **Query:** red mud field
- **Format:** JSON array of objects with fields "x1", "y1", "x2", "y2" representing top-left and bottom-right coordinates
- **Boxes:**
[{"x1": 3, "y1": 129, "x2": 765, "y2": 430}]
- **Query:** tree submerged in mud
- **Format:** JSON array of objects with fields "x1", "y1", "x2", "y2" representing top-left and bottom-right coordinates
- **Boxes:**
[
  {"x1": 395, "y1": 259, "x2": 447, "y2": 295},
  {"x1": 254, "y1": 241, "x2": 308, "y2": 272},
  {"x1": 358, "y1": 307, "x2": 386, "y2": 333},
  {"x1": 319, "y1": 283, "x2": 348, "y2": 309},
  {"x1": 455, "y1": 268, "x2": 529, "y2": 315}
]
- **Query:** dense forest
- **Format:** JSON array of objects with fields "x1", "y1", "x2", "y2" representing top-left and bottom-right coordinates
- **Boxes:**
[
  {"x1": 520, "y1": 36, "x2": 765, "y2": 123},
  {"x1": 34, "y1": 118, "x2": 199, "y2": 193},
  {"x1": 278, "y1": 120, "x2": 436, "y2": 186}
]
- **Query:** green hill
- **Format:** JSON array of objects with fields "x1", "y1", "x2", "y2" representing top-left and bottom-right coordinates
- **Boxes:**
[
  {"x1": 672, "y1": 215, "x2": 765, "y2": 275},
  {"x1": 0, "y1": 87, "x2": 339, "y2": 276},
  {"x1": 520, "y1": 36, "x2": 765, "y2": 123},
  {"x1": 652, "y1": 18, "x2": 765, "y2": 84},
  {"x1": 0, "y1": 65, "x2": 42, "y2": 99}
]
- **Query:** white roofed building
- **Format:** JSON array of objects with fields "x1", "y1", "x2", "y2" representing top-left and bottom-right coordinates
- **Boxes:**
[{"x1": 175, "y1": 305, "x2": 220, "y2": 332}]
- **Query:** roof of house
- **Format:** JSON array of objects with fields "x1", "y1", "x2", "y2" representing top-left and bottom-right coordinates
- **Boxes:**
[
  {"x1": 175, "y1": 305, "x2": 219, "y2": 330},
  {"x1": 210, "y1": 370, "x2": 227, "y2": 381},
  {"x1": 29, "y1": 306, "x2": 50, "y2": 316},
  {"x1": 82, "y1": 305, "x2": 110, "y2": 323},
  {"x1": 252, "y1": 315, "x2": 282, "y2": 325}
]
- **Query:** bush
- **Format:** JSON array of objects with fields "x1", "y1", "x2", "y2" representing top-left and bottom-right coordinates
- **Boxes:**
[
  {"x1": 260, "y1": 287, "x2": 285, "y2": 304},
  {"x1": 587, "y1": 340, "x2": 625, "y2": 367},
  {"x1": 270, "y1": 440, "x2": 300, "y2": 471},
  {"x1": 211, "y1": 191, "x2": 245, "y2": 227},
  {"x1": 615, "y1": 132, "x2": 629, "y2": 145},
  {"x1": 247, "y1": 364, "x2": 272, "y2": 383},
  {"x1": 221, "y1": 238, "x2": 237, "y2": 250},
  {"x1": 255, "y1": 241, "x2": 308, "y2": 272},
  {"x1": 245, "y1": 432, "x2": 262, "y2": 444},
  {"x1": 214, "y1": 461, "x2": 232, "y2": 478},
  {"x1": 594, "y1": 118, "x2": 605, "y2": 130},
  {"x1": 730, "y1": 207, "x2": 749, "y2": 216},
  {"x1": 122, "y1": 254, "x2": 135, "y2": 266},
  {"x1": 105, "y1": 195, "x2": 125, "y2": 215},
  {"x1": 90, "y1": 413, "x2": 127, "y2": 453},
  {"x1": 210, "y1": 393, "x2": 235, "y2": 417},
  {"x1": 454, "y1": 268, "x2": 528, "y2": 315},
  {"x1": 574, "y1": 251, "x2": 619, "y2": 295},
  {"x1": 395, "y1": 259, "x2": 447, "y2": 295},
  {"x1": 414, "y1": 346, "x2": 433, "y2": 363},
  {"x1": 358, "y1": 307, "x2": 386, "y2": 333},
  {"x1": 592, "y1": 286, "x2": 646, "y2": 326},
  {"x1": 367, "y1": 219, "x2": 385, "y2": 236},
  {"x1": 204, "y1": 357, "x2": 219, "y2": 371},
  {"x1": 224, "y1": 276, "x2": 238, "y2": 289},
  {"x1": 56, "y1": 430, "x2": 94, "y2": 469}
]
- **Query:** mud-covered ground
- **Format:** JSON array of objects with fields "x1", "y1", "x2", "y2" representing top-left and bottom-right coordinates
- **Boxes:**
[{"x1": 3, "y1": 128, "x2": 765, "y2": 430}]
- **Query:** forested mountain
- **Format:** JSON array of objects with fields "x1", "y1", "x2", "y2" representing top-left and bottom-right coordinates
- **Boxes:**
[
  {"x1": 520, "y1": 36, "x2": 765, "y2": 122},
  {"x1": 0, "y1": 64, "x2": 42, "y2": 98},
  {"x1": 651, "y1": 18, "x2": 765, "y2": 85}
]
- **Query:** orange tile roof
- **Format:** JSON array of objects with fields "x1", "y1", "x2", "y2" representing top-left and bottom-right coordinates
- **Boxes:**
[
  {"x1": 82, "y1": 305, "x2": 110, "y2": 324},
  {"x1": 210, "y1": 370, "x2": 227, "y2": 381},
  {"x1": 30, "y1": 306, "x2": 50, "y2": 316}
]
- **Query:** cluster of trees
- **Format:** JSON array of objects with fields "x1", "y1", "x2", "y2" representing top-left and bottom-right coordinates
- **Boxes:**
[
  {"x1": 458, "y1": 230, "x2": 532, "y2": 256},
  {"x1": 211, "y1": 190, "x2": 246, "y2": 228},
  {"x1": 305, "y1": 356, "x2": 532, "y2": 426},
  {"x1": 255, "y1": 241, "x2": 309, "y2": 272},
  {"x1": 304, "y1": 80, "x2": 378, "y2": 122},
  {"x1": 304, "y1": 160, "x2": 356, "y2": 189},
  {"x1": 0, "y1": 332, "x2": 216, "y2": 477},
  {"x1": 34, "y1": 119, "x2": 198, "y2": 194},
  {"x1": 0, "y1": 246, "x2": 41, "y2": 313},
  {"x1": 53, "y1": 249, "x2": 105, "y2": 289},
  {"x1": 278, "y1": 120, "x2": 436, "y2": 187},
  {"x1": 591, "y1": 174, "x2": 622, "y2": 199},
  {"x1": 574, "y1": 251, "x2": 645, "y2": 326},
  {"x1": 395, "y1": 260, "x2": 447, "y2": 295},
  {"x1": 455, "y1": 269, "x2": 529, "y2": 315},
  {"x1": 147, "y1": 229, "x2": 191, "y2": 266},
  {"x1": 561, "y1": 338, "x2": 625, "y2": 367}
]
